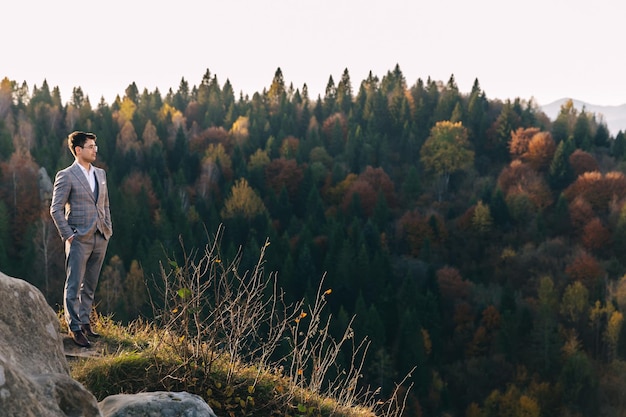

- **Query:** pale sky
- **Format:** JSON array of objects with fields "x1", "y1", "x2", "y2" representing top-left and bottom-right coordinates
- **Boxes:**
[{"x1": 3, "y1": 0, "x2": 625, "y2": 107}]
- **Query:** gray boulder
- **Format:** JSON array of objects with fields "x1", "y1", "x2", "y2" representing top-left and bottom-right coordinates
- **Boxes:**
[
  {"x1": 0, "y1": 271, "x2": 102, "y2": 416},
  {"x1": 99, "y1": 391, "x2": 218, "y2": 417}
]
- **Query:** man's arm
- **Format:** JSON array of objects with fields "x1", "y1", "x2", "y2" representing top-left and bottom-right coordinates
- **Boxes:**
[{"x1": 50, "y1": 170, "x2": 73, "y2": 241}]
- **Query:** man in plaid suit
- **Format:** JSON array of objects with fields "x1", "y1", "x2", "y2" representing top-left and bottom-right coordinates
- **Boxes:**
[{"x1": 50, "y1": 131, "x2": 112, "y2": 348}]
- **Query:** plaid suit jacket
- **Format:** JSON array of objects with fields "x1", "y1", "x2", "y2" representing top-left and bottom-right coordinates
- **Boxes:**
[{"x1": 50, "y1": 161, "x2": 112, "y2": 241}]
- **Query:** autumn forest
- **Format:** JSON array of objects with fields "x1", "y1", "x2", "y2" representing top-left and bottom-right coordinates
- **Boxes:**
[{"x1": 1, "y1": 65, "x2": 626, "y2": 417}]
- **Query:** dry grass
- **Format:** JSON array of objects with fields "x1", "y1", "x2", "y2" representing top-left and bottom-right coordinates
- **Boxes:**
[
  {"x1": 68, "y1": 316, "x2": 379, "y2": 417},
  {"x1": 67, "y1": 226, "x2": 411, "y2": 417}
]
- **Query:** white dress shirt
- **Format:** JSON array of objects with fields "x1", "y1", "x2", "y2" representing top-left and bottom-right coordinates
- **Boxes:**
[{"x1": 78, "y1": 163, "x2": 96, "y2": 192}]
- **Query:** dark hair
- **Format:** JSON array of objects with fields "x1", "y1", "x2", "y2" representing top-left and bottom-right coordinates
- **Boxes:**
[{"x1": 68, "y1": 131, "x2": 97, "y2": 156}]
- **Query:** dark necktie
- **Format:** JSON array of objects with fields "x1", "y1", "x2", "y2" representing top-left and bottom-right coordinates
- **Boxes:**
[{"x1": 93, "y1": 177, "x2": 99, "y2": 201}]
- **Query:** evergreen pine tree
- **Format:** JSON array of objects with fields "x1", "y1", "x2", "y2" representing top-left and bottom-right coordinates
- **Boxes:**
[
  {"x1": 594, "y1": 123, "x2": 610, "y2": 148},
  {"x1": 549, "y1": 137, "x2": 575, "y2": 189},
  {"x1": 612, "y1": 131, "x2": 626, "y2": 159},
  {"x1": 573, "y1": 110, "x2": 592, "y2": 150}
]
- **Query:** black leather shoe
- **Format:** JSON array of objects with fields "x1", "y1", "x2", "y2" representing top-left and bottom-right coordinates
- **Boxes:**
[
  {"x1": 71, "y1": 330, "x2": 91, "y2": 348},
  {"x1": 81, "y1": 324, "x2": 100, "y2": 338}
]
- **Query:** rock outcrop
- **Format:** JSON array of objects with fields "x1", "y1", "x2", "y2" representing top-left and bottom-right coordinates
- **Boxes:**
[
  {"x1": 0, "y1": 271, "x2": 219, "y2": 417},
  {"x1": 0, "y1": 271, "x2": 102, "y2": 416}
]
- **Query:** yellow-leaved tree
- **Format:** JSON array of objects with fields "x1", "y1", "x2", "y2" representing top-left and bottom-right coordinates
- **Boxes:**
[
  {"x1": 221, "y1": 178, "x2": 267, "y2": 221},
  {"x1": 420, "y1": 121, "x2": 474, "y2": 200},
  {"x1": 471, "y1": 200, "x2": 493, "y2": 234}
]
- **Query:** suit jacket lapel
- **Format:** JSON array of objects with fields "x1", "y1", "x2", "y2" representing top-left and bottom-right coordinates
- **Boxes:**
[{"x1": 70, "y1": 162, "x2": 96, "y2": 202}]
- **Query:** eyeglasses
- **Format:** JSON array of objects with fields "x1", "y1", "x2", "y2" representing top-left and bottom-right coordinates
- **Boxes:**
[{"x1": 82, "y1": 145, "x2": 98, "y2": 151}]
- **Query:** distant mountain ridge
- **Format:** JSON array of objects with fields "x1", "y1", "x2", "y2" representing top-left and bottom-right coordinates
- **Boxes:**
[{"x1": 540, "y1": 98, "x2": 626, "y2": 136}]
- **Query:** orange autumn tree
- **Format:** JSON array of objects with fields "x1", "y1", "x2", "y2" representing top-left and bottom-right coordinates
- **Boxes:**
[
  {"x1": 568, "y1": 149, "x2": 599, "y2": 177},
  {"x1": 564, "y1": 171, "x2": 626, "y2": 212},
  {"x1": 342, "y1": 166, "x2": 396, "y2": 216},
  {"x1": 525, "y1": 131, "x2": 556, "y2": 171},
  {"x1": 189, "y1": 126, "x2": 232, "y2": 154},
  {"x1": 568, "y1": 195, "x2": 595, "y2": 232},
  {"x1": 497, "y1": 161, "x2": 549, "y2": 202},
  {"x1": 358, "y1": 165, "x2": 396, "y2": 206},
  {"x1": 264, "y1": 158, "x2": 304, "y2": 203},
  {"x1": 397, "y1": 209, "x2": 447, "y2": 257},
  {"x1": 509, "y1": 127, "x2": 540, "y2": 160},
  {"x1": 467, "y1": 306, "x2": 501, "y2": 358},
  {"x1": 436, "y1": 266, "x2": 473, "y2": 301},
  {"x1": 581, "y1": 217, "x2": 611, "y2": 252},
  {"x1": 497, "y1": 160, "x2": 553, "y2": 212},
  {"x1": 342, "y1": 179, "x2": 377, "y2": 217},
  {"x1": 565, "y1": 250, "x2": 605, "y2": 290},
  {"x1": 509, "y1": 128, "x2": 556, "y2": 172}
]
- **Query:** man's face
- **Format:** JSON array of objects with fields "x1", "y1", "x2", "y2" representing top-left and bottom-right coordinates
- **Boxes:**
[{"x1": 77, "y1": 139, "x2": 98, "y2": 163}]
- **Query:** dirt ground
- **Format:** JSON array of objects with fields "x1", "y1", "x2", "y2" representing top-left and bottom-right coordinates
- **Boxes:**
[{"x1": 62, "y1": 333, "x2": 103, "y2": 359}]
